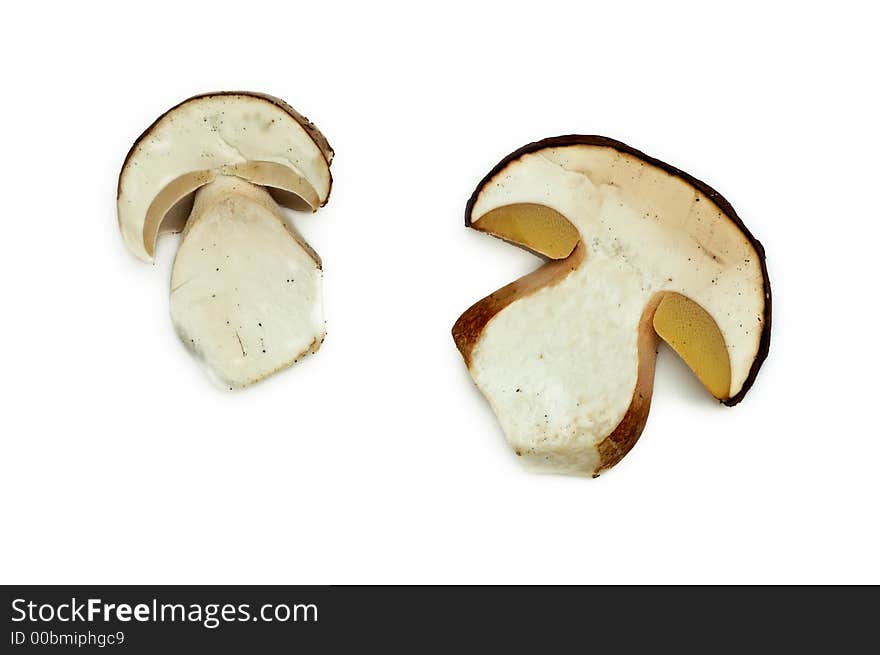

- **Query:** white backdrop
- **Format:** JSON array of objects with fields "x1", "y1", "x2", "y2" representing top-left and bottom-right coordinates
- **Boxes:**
[{"x1": 2, "y1": 1, "x2": 877, "y2": 584}]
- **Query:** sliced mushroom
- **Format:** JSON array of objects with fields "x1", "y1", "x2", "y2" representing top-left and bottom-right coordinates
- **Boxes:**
[
  {"x1": 453, "y1": 136, "x2": 771, "y2": 476},
  {"x1": 117, "y1": 92, "x2": 333, "y2": 387}
]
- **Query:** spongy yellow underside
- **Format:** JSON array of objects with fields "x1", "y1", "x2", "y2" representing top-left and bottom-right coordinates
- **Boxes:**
[
  {"x1": 475, "y1": 204, "x2": 580, "y2": 259},
  {"x1": 652, "y1": 292, "x2": 731, "y2": 400}
]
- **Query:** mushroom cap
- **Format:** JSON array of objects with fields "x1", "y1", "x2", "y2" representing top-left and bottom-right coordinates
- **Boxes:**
[{"x1": 117, "y1": 92, "x2": 333, "y2": 262}]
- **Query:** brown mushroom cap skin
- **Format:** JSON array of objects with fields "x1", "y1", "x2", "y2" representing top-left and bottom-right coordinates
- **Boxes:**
[{"x1": 454, "y1": 136, "x2": 771, "y2": 475}]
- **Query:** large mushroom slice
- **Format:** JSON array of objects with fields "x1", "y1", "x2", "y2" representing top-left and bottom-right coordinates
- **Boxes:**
[
  {"x1": 117, "y1": 92, "x2": 333, "y2": 387},
  {"x1": 453, "y1": 136, "x2": 771, "y2": 476}
]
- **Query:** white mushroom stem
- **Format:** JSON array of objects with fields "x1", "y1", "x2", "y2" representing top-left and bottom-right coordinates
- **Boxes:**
[{"x1": 169, "y1": 176, "x2": 325, "y2": 388}]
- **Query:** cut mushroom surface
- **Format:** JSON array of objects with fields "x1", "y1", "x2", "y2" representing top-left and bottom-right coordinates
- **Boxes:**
[
  {"x1": 117, "y1": 92, "x2": 332, "y2": 387},
  {"x1": 171, "y1": 177, "x2": 324, "y2": 388},
  {"x1": 454, "y1": 136, "x2": 770, "y2": 476}
]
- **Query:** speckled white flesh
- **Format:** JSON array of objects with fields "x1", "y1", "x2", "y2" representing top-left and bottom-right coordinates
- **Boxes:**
[
  {"x1": 469, "y1": 146, "x2": 765, "y2": 476},
  {"x1": 170, "y1": 177, "x2": 324, "y2": 389},
  {"x1": 118, "y1": 94, "x2": 331, "y2": 261}
]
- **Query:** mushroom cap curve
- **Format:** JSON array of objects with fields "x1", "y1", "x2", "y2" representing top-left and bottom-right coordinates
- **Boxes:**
[{"x1": 117, "y1": 92, "x2": 334, "y2": 262}]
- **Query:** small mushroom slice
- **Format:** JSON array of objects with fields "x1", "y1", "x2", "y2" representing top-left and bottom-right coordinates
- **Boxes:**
[
  {"x1": 118, "y1": 92, "x2": 333, "y2": 262},
  {"x1": 117, "y1": 92, "x2": 333, "y2": 387},
  {"x1": 170, "y1": 176, "x2": 324, "y2": 388},
  {"x1": 453, "y1": 136, "x2": 771, "y2": 476}
]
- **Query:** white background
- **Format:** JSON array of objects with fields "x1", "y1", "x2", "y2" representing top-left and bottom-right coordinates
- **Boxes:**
[{"x1": 2, "y1": 1, "x2": 878, "y2": 584}]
